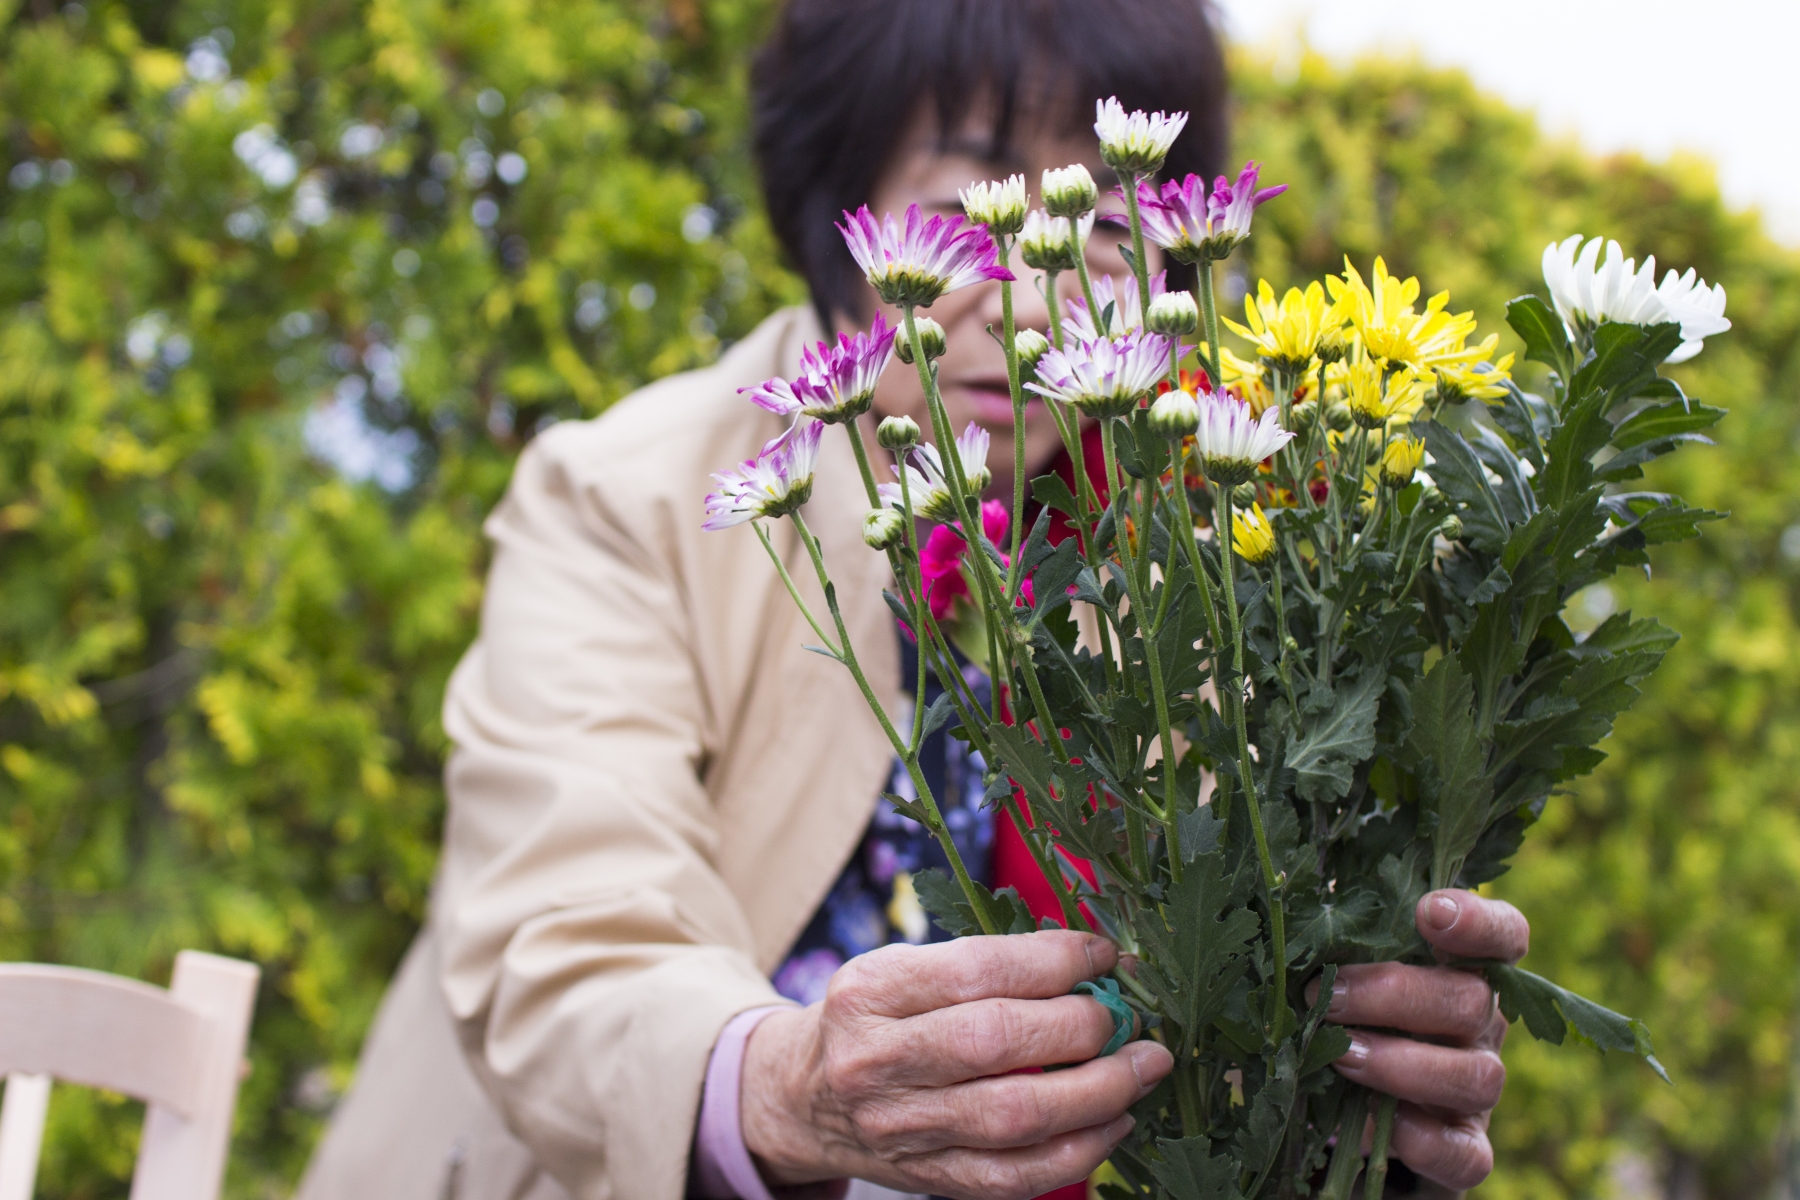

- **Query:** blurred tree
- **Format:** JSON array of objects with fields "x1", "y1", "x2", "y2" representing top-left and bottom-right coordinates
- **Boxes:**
[
  {"x1": 0, "y1": 0, "x2": 797, "y2": 1193},
  {"x1": 2, "y1": 4, "x2": 1797, "y2": 1198}
]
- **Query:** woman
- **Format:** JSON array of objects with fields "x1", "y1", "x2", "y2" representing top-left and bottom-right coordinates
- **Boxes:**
[{"x1": 300, "y1": 2, "x2": 1524, "y2": 1198}]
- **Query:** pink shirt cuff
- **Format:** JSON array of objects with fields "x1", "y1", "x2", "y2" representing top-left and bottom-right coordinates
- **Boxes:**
[{"x1": 690, "y1": 1006, "x2": 792, "y2": 1200}]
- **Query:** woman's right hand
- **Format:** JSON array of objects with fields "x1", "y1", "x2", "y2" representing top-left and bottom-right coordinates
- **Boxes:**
[{"x1": 740, "y1": 930, "x2": 1173, "y2": 1200}]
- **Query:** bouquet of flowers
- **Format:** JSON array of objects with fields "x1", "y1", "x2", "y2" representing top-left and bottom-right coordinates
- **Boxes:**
[{"x1": 705, "y1": 97, "x2": 1730, "y2": 1198}]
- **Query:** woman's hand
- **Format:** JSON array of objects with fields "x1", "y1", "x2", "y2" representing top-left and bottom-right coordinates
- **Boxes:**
[
  {"x1": 1310, "y1": 889, "x2": 1530, "y2": 1192},
  {"x1": 740, "y1": 930, "x2": 1172, "y2": 1200}
]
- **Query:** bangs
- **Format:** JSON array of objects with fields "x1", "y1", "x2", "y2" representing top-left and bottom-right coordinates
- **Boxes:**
[{"x1": 752, "y1": 0, "x2": 1229, "y2": 327}]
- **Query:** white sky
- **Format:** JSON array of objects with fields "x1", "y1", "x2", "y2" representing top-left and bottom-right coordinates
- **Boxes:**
[{"x1": 1214, "y1": 0, "x2": 1800, "y2": 245}]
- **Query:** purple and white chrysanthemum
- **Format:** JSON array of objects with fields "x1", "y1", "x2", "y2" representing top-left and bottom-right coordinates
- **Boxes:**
[
  {"x1": 838, "y1": 204, "x2": 1015, "y2": 309},
  {"x1": 1026, "y1": 329, "x2": 1177, "y2": 419},
  {"x1": 1192, "y1": 389, "x2": 1293, "y2": 485},
  {"x1": 702, "y1": 418, "x2": 824, "y2": 530},
  {"x1": 1136, "y1": 163, "x2": 1286, "y2": 264},
  {"x1": 877, "y1": 423, "x2": 992, "y2": 522},
  {"x1": 739, "y1": 313, "x2": 898, "y2": 424},
  {"x1": 1062, "y1": 271, "x2": 1168, "y2": 341},
  {"x1": 1094, "y1": 97, "x2": 1188, "y2": 176}
]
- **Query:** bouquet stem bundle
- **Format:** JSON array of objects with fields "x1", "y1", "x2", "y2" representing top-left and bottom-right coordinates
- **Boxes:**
[{"x1": 708, "y1": 100, "x2": 1728, "y2": 1198}]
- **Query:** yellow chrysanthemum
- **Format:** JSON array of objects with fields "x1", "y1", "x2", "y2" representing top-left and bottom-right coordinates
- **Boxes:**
[
  {"x1": 1433, "y1": 348, "x2": 1516, "y2": 403},
  {"x1": 1344, "y1": 359, "x2": 1428, "y2": 429},
  {"x1": 1222, "y1": 280, "x2": 1349, "y2": 374},
  {"x1": 1379, "y1": 437, "x2": 1425, "y2": 488},
  {"x1": 1230, "y1": 502, "x2": 1277, "y2": 564},
  {"x1": 1210, "y1": 345, "x2": 1278, "y2": 416},
  {"x1": 1327, "y1": 257, "x2": 1491, "y2": 373}
]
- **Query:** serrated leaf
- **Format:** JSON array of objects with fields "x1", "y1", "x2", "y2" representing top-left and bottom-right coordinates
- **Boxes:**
[
  {"x1": 1286, "y1": 669, "x2": 1383, "y2": 803},
  {"x1": 1611, "y1": 400, "x2": 1725, "y2": 449},
  {"x1": 1420, "y1": 422, "x2": 1511, "y2": 551},
  {"x1": 1232, "y1": 1043, "x2": 1297, "y2": 1182},
  {"x1": 1178, "y1": 804, "x2": 1224, "y2": 862},
  {"x1": 917, "y1": 692, "x2": 957, "y2": 742},
  {"x1": 1149, "y1": 1136, "x2": 1245, "y2": 1200},
  {"x1": 1404, "y1": 657, "x2": 1492, "y2": 889},
  {"x1": 1506, "y1": 295, "x2": 1572, "y2": 379},
  {"x1": 911, "y1": 867, "x2": 984, "y2": 937},
  {"x1": 1032, "y1": 473, "x2": 1081, "y2": 519},
  {"x1": 1487, "y1": 962, "x2": 1668, "y2": 1082}
]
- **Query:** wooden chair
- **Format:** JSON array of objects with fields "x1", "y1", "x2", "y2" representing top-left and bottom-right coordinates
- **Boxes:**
[{"x1": 0, "y1": 951, "x2": 259, "y2": 1200}]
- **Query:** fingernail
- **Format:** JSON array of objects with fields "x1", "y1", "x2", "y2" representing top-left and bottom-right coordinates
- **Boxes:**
[
  {"x1": 1126, "y1": 1042, "x2": 1171, "y2": 1093},
  {"x1": 1426, "y1": 892, "x2": 1461, "y2": 932},
  {"x1": 1339, "y1": 1034, "x2": 1369, "y2": 1069},
  {"x1": 1327, "y1": 978, "x2": 1350, "y2": 1018},
  {"x1": 1104, "y1": 1114, "x2": 1135, "y2": 1146}
]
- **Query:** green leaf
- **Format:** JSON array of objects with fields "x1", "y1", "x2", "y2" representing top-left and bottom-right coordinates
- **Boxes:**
[
  {"x1": 1611, "y1": 400, "x2": 1726, "y2": 450},
  {"x1": 1404, "y1": 656, "x2": 1492, "y2": 889},
  {"x1": 1149, "y1": 1136, "x2": 1245, "y2": 1200},
  {"x1": 1487, "y1": 963, "x2": 1669, "y2": 1082},
  {"x1": 911, "y1": 867, "x2": 984, "y2": 937},
  {"x1": 1178, "y1": 804, "x2": 1225, "y2": 862},
  {"x1": 1285, "y1": 669, "x2": 1384, "y2": 803},
  {"x1": 1232, "y1": 1043, "x2": 1298, "y2": 1183},
  {"x1": 1031, "y1": 473, "x2": 1081, "y2": 519},
  {"x1": 1506, "y1": 295, "x2": 1573, "y2": 379},
  {"x1": 1420, "y1": 422, "x2": 1512, "y2": 551}
]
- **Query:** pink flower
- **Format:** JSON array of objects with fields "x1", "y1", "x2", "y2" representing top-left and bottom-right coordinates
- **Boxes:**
[
  {"x1": 837, "y1": 204, "x2": 1015, "y2": 309},
  {"x1": 740, "y1": 313, "x2": 898, "y2": 424},
  {"x1": 702, "y1": 418, "x2": 824, "y2": 530},
  {"x1": 1026, "y1": 329, "x2": 1178, "y2": 419},
  {"x1": 1135, "y1": 163, "x2": 1286, "y2": 264},
  {"x1": 917, "y1": 501, "x2": 1013, "y2": 621}
]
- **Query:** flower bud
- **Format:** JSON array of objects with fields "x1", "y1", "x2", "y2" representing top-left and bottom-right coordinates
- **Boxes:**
[
  {"x1": 959, "y1": 175, "x2": 1028, "y2": 236},
  {"x1": 1014, "y1": 328, "x2": 1051, "y2": 372},
  {"x1": 1231, "y1": 482, "x2": 1259, "y2": 507},
  {"x1": 1289, "y1": 401, "x2": 1318, "y2": 431},
  {"x1": 862, "y1": 507, "x2": 907, "y2": 551},
  {"x1": 877, "y1": 414, "x2": 921, "y2": 450},
  {"x1": 1147, "y1": 388, "x2": 1200, "y2": 438},
  {"x1": 1146, "y1": 291, "x2": 1199, "y2": 337},
  {"x1": 1439, "y1": 514, "x2": 1463, "y2": 541},
  {"x1": 1379, "y1": 436, "x2": 1425, "y2": 489},
  {"x1": 1325, "y1": 401, "x2": 1354, "y2": 433},
  {"x1": 1041, "y1": 164, "x2": 1098, "y2": 218},
  {"x1": 1019, "y1": 210, "x2": 1083, "y2": 272},
  {"x1": 895, "y1": 317, "x2": 947, "y2": 365}
]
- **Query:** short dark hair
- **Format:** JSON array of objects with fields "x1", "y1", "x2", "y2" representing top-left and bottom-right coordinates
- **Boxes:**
[{"x1": 751, "y1": 0, "x2": 1230, "y2": 329}]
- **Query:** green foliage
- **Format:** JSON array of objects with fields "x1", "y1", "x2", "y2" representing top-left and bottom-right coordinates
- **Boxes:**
[
  {"x1": 1234, "y1": 50, "x2": 1800, "y2": 1199},
  {"x1": 2, "y1": 5, "x2": 1797, "y2": 1197}
]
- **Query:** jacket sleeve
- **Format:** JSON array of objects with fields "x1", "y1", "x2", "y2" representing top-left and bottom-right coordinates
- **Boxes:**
[{"x1": 434, "y1": 423, "x2": 787, "y2": 1200}]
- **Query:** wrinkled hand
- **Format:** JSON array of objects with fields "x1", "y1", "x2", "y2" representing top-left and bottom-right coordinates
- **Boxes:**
[
  {"x1": 1307, "y1": 889, "x2": 1529, "y2": 1192},
  {"x1": 740, "y1": 930, "x2": 1173, "y2": 1200}
]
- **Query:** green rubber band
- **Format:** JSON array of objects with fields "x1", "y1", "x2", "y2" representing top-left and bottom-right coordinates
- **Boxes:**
[{"x1": 1073, "y1": 978, "x2": 1135, "y2": 1056}]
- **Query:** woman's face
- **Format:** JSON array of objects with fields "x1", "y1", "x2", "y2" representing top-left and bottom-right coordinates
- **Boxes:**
[{"x1": 850, "y1": 103, "x2": 1159, "y2": 499}]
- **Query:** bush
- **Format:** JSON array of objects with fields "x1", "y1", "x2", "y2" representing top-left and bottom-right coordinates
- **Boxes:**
[{"x1": 2, "y1": 4, "x2": 1796, "y2": 1196}]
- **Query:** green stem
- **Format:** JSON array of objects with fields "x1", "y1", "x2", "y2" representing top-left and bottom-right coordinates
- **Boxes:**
[
  {"x1": 1120, "y1": 170, "x2": 1154, "y2": 324},
  {"x1": 753, "y1": 523, "x2": 838, "y2": 654},
  {"x1": 1166, "y1": 469, "x2": 1231, "y2": 836},
  {"x1": 999, "y1": 791, "x2": 1089, "y2": 933},
  {"x1": 999, "y1": 251, "x2": 1028, "y2": 597},
  {"x1": 790, "y1": 511, "x2": 996, "y2": 935},
  {"x1": 845, "y1": 417, "x2": 882, "y2": 508},
  {"x1": 1364, "y1": 1095, "x2": 1400, "y2": 1200},
  {"x1": 1318, "y1": 1087, "x2": 1371, "y2": 1200},
  {"x1": 1099, "y1": 420, "x2": 1152, "y2": 881},
  {"x1": 1070, "y1": 220, "x2": 1106, "y2": 334},
  {"x1": 1196, "y1": 257, "x2": 1224, "y2": 389},
  {"x1": 1046, "y1": 269, "x2": 1065, "y2": 351},
  {"x1": 1218, "y1": 486, "x2": 1287, "y2": 1035}
]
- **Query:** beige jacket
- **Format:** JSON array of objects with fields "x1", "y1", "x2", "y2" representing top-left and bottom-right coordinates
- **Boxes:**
[{"x1": 298, "y1": 308, "x2": 902, "y2": 1200}]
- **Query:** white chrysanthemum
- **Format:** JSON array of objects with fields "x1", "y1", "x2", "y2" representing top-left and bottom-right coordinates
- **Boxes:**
[
  {"x1": 1655, "y1": 267, "x2": 1731, "y2": 363},
  {"x1": 702, "y1": 419, "x2": 824, "y2": 530},
  {"x1": 1192, "y1": 390, "x2": 1292, "y2": 485},
  {"x1": 1542, "y1": 235, "x2": 1666, "y2": 333},
  {"x1": 1093, "y1": 97, "x2": 1187, "y2": 176},
  {"x1": 960, "y1": 174, "x2": 1028, "y2": 235},
  {"x1": 878, "y1": 423, "x2": 992, "y2": 521}
]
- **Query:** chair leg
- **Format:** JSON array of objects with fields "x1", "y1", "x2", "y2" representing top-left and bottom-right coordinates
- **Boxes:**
[{"x1": 0, "y1": 1073, "x2": 51, "y2": 1200}]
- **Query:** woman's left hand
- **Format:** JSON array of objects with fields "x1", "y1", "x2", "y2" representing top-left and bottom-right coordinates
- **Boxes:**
[{"x1": 1306, "y1": 889, "x2": 1529, "y2": 1193}]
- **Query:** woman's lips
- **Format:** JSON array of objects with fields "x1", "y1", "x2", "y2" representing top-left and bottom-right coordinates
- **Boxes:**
[{"x1": 952, "y1": 380, "x2": 1035, "y2": 427}]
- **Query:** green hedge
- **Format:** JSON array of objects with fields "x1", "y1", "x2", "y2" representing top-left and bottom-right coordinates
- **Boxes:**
[{"x1": 2, "y1": 4, "x2": 1796, "y2": 1197}]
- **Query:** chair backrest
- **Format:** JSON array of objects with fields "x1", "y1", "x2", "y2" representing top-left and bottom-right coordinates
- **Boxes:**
[{"x1": 0, "y1": 951, "x2": 259, "y2": 1200}]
